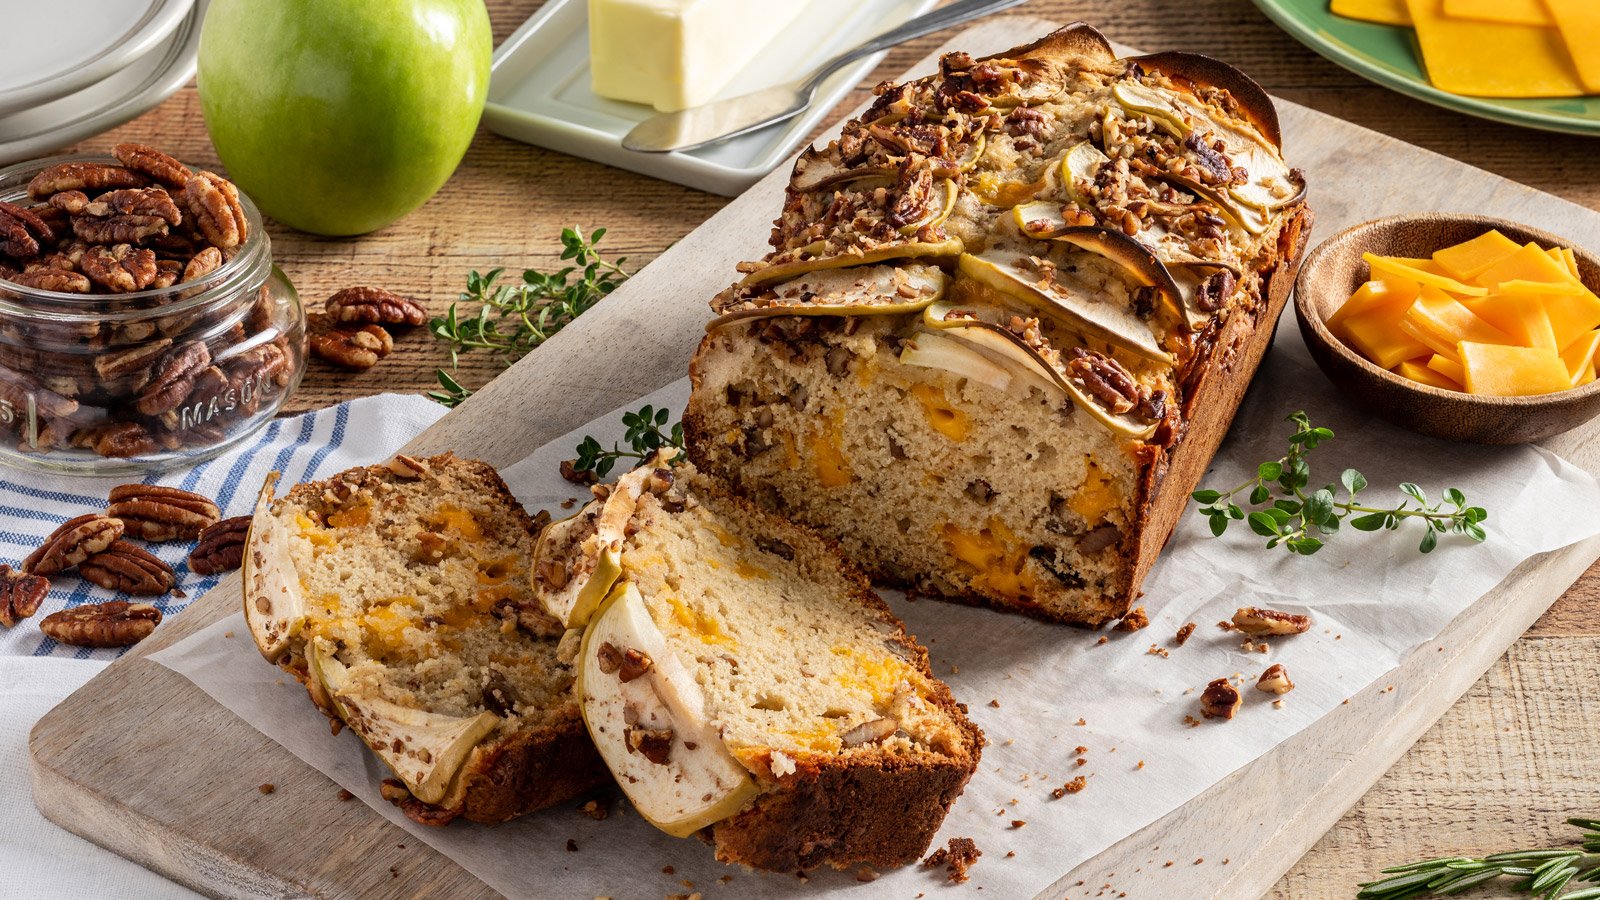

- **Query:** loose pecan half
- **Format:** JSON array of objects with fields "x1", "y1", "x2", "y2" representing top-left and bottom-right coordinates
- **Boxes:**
[
  {"x1": 113, "y1": 143, "x2": 193, "y2": 188},
  {"x1": 78, "y1": 541, "x2": 177, "y2": 595},
  {"x1": 325, "y1": 286, "x2": 428, "y2": 326},
  {"x1": 1232, "y1": 606, "x2": 1312, "y2": 635},
  {"x1": 1256, "y1": 664, "x2": 1295, "y2": 695},
  {"x1": 185, "y1": 171, "x2": 247, "y2": 249},
  {"x1": 307, "y1": 313, "x2": 391, "y2": 370},
  {"x1": 107, "y1": 484, "x2": 221, "y2": 542},
  {"x1": 189, "y1": 516, "x2": 250, "y2": 575},
  {"x1": 27, "y1": 162, "x2": 148, "y2": 200},
  {"x1": 0, "y1": 564, "x2": 49, "y2": 628},
  {"x1": 39, "y1": 599, "x2": 162, "y2": 647},
  {"x1": 1200, "y1": 678, "x2": 1241, "y2": 720},
  {"x1": 0, "y1": 201, "x2": 56, "y2": 260},
  {"x1": 81, "y1": 244, "x2": 159, "y2": 293},
  {"x1": 23, "y1": 513, "x2": 125, "y2": 576},
  {"x1": 136, "y1": 340, "x2": 210, "y2": 416}
]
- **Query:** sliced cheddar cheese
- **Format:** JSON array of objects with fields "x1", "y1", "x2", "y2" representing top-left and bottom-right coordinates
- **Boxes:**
[
  {"x1": 1331, "y1": 0, "x2": 1413, "y2": 25},
  {"x1": 1474, "y1": 242, "x2": 1582, "y2": 289},
  {"x1": 1399, "y1": 285, "x2": 1517, "y2": 361},
  {"x1": 1396, "y1": 358, "x2": 1464, "y2": 391},
  {"x1": 1327, "y1": 277, "x2": 1423, "y2": 333},
  {"x1": 1463, "y1": 292, "x2": 1558, "y2": 352},
  {"x1": 1427, "y1": 353, "x2": 1467, "y2": 384},
  {"x1": 1432, "y1": 229, "x2": 1522, "y2": 281},
  {"x1": 1441, "y1": 0, "x2": 1551, "y2": 26},
  {"x1": 1544, "y1": 0, "x2": 1600, "y2": 94},
  {"x1": 1403, "y1": 0, "x2": 1585, "y2": 98},
  {"x1": 1365, "y1": 252, "x2": 1487, "y2": 296},
  {"x1": 1559, "y1": 329, "x2": 1600, "y2": 387},
  {"x1": 1459, "y1": 341, "x2": 1572, "y2": 396},
  {"x1": 1343, "y1": 303, "x2": 1433, "y2": 368}
]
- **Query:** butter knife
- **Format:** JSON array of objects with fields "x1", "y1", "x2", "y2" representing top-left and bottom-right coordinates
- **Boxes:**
[{"x1": 621, "y1": 0, "x2": 1034, "y2": 154}]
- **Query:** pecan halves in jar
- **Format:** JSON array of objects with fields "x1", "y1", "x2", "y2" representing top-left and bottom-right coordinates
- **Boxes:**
[
  {"x1": 0, "y1": 201, "x2": 57, "y2": 260},
  {"x1": 307, "y1": 313, "x2": 391, "y2": 370},
  {"x1": 136, "y1": 340, "x2": 210, "y2": 416},
  {"x1": 181, "y1": 246, "x2": 223, "y2": 284},
  {"x1": 27, "y1": 162, "x2": 149, "y2": 201},
  {"x1": 81, "y1": 244, "x2": 159, "y2": 293},
  {"x1": 22, "y1": 513, "x2": 125, "y2": 576},
  {"x1": 1066, "y1": 347, "x2": 1140, "y2": 414},
  {"x1": 72, "y1": 212, "x2": 170, "y2": 245},
  {"x1": 8, "y1": 267, "x2": 91, "y2": 293},
  {"x1": 106, "y1": 484, "x2": 221, "y2": 542},
  {"x1": 78, "y1": 541, "x2": 177, "y2": 595},
  {"x1": 325, "y1": 287, "x2": 428, "y2": 326},
  {"x1": 0, "y1": 364, "x2": 79, "y2": 419},
  {"x1": 0, "y1": 564, "x2": 49, "y2": 628},
  {"x1": 39, "y1": 599, "x2": 163, "y2": 647},
  {"x1": 189, "y1": 516, "x2": 250, "y2": 576},
  {"x1": 113, "y1": 143, "x2": 193, "y2": 189},
  {"x1": 184, "y1": 171, "x2": 247, "y2": 249},
  {"x1": 74, "y1": 421, "x2": 163, "y2": 458}
]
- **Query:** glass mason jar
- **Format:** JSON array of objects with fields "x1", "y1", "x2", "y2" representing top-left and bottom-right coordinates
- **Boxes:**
[{"x1": 0, "y1": 154, "x2": 306, "y2": 475}]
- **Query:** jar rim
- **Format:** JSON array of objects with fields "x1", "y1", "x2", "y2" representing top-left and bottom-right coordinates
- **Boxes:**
[{"x1": 0, "y1": 153, "x2": 272, "y2": 323}]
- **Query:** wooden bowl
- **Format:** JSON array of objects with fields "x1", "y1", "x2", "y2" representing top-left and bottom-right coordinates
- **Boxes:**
[{"x1": 1295, "y1": 213, "x2": 1600, "y2": 444}]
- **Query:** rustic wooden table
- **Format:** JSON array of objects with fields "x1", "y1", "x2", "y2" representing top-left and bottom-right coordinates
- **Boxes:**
[{"x1": 59, "y1": 1, "x2": 1600, "y2": 897}]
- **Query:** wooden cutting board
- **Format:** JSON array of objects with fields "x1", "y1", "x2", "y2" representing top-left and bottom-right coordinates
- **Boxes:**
[{"x1": 29, "y1": 16, "x2": 1600, "y2": 900}]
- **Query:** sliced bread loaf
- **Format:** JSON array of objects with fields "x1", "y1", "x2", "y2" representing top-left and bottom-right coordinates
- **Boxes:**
[
  {"x1": 244, "y1": 453, "x2": 607, "y2": 825},
  {"x1": 533, "y1": 452, "x2": 981, "y2": 871}
]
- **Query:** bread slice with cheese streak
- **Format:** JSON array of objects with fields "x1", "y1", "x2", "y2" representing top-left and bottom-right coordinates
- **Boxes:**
[
  {"x1": 244, "y1": 453, "x2": 607, "y2": 826},
  {"x1": 533, "y1": 452, "x2": 982, "y2": 871}
]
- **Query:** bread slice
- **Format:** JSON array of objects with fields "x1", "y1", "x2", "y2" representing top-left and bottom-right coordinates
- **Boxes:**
[
  {"x1": 243, "y1": 453, "x2": 607, "y2": 826},
  {"x1": 532, "y1": 452, "x2": 981, "y2": 871},
  {"x1": 684, "y1": 23, "x2": 1313, "y2": 626}
]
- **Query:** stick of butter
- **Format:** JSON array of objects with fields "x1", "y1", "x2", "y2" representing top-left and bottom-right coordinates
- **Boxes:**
[{"x1": 589, "y1": 0, "x2": 816, "y2": 112}]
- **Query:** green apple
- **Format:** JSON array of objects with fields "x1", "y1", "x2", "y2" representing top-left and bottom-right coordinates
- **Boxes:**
[{"x1": 197, "y1": 0, "x2": 492, "y2": 236}]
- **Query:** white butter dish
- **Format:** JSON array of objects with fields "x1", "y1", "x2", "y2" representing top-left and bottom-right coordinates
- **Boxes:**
[{"x1": 483, "y1": 0, "x2": 938, "y2": 197}]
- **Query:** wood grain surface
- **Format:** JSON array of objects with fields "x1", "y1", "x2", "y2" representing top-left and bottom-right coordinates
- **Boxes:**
[{"x1": 38, "y1": 2, "x2": 1600, "y2": 897}]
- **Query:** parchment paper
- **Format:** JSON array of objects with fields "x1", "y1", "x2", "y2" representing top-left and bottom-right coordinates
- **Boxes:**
[{"x1": 152, "y1": 323, "x2": 1600, "y2": 899}]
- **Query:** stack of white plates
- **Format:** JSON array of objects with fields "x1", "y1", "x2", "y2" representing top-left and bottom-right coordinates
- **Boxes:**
[{"x1": 0, "y1": 0, "x2": 206, "y2": 166}]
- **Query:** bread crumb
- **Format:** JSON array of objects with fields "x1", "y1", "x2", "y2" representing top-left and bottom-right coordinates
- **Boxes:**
[
  {"x1": 257, "y1": 783, "x2": 274, "y2": 794},
  {"x1": 1052, "y1": 776, "x2": 1087, "y2": 798},
  {"x1": 924, "y1": 837, "x2": 981, "y2": 883},
  {"x1": 224, "y1": 631, "x2": 234, "y2": 638},
  {"x1": 856, "y1": 867, "x2": 879, "y2": 882},
  {"x1": 950, "y1": 664, "x2": 960, "y2": 674},
  {"x1": 1165, "y1": 861, "x2": 1174, "y2": 867},
  {"x1": 679, "y1": 880, "x2": 694, "y2": 889},
  {"x1": 1147, "y1": 644, "x2": 1170, "y2": 658},
  {"x1": 1096, "y1": 636, "x2": 1108, "y2": 645},
  {"x1": 1195, "y1": 858, "x2": 1204, "y2": 864},
  {"x1": 665, "y1": 894, "x2": 702, "y2": 900},
  {"x1": 1184, "y1": 715, "x2": 1202, "y2": 728},
  {"x1": 1010, "y1": 820, "x2": 1026, "y2": 828},
  {"x1": 1076, "y1": 718, "x2": 1086, "y2": 726},
  {"x1": 578, "y1": 798, "x2": 609, "y2": 820},
  {"x1": 560, "y1": 498, "x2": 578, "y2": 509},
  {"x1": 1114, "y1": 607, "x2": 1148, "y2": 631},
  {"x1": 661, "y1": 866, "x2": 675, "y2": 875},
  {"x1": 718, "y1": 875, "x2": 732, "y2": 884},
  {"x1": 1076, "y1": 758, "x2": 1088, "y2": 767},
  {"x1": 1136, "y1": 760, "x2": 1145, "y2": 769},
  {"x1": 1273, "y1": 699, "x2": 1285, "y2": 709},
  {"x1": 989, "y1": 699, "x2": 1000, "y2": 708},
  {"x1": 1006, "y1": 851, "x2": 1016, "y2": 858},
  {"x1": 566, "y1": 839, "x2": 578, "y2": 852},
  {"x1": 336, "y1": 788, "x2": 354, "y2": 801},
  {"x1": 1074, "y1": 745, "x2": 1088, "y2": 754},
  {"x1": 1216, "y1": 620, "x2": 1236, "y2": 632}
]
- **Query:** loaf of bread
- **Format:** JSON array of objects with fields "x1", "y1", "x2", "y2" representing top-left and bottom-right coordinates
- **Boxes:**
[
  {"x1": 243, "y1": 453, "x2": 607, "y2": 826},
  {"x1": 685, "y1": 23, "x2": 1313, "y2": 626},
  {"x1": 531, "y1": 452, "x2": 981, "y2": 871}
]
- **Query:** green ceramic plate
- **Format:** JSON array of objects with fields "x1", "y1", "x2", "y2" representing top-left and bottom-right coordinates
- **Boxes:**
[{"x1": 1251, "y1": 0, "x2": 1600, "y2": 135}]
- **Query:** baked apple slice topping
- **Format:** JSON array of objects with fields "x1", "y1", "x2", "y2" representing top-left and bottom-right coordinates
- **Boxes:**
[
  {"x1": 916, "y1": 301, "x2": 1161, "y2": 439},
  {"x1": 306, "y1": 637, "x2": 501, "y2": 805},
  {"x1": 958, "y1": 244, "x2": 1175, "y2": 364},
  {"x1": 708, "y1": 263, "x2": 946, "y2": 328},
  {"x1": 578, "y1": 582, "x2": 759, "y2": 838},
  {"x1": 532, "y1": 462, "x2": 654, "y2": 629},
  {"x1": 738, "y1": 238, "x2": 964, "y2": 287}
]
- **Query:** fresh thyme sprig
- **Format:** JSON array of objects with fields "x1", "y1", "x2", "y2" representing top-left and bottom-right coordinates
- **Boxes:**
[
  {"x1": 1356, "y1": 817, "x2": 1600, "y2": 899},
  {"x1": 563, "y1": 404, "x2": 684, "y2": 481},
  {"x1": 1192, "y1": 411, "x2": 1488, "y2": 555},
  {"x1": 426, "y1": 227, "x2": 629, "y2": 408}
]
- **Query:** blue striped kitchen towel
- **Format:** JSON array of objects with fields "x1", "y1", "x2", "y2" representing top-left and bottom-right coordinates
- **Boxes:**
[{"x1": 0, "y1": 393, "x2": 446, "y2": 660}]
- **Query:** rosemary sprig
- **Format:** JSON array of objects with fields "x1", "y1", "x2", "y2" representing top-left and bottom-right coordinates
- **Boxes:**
[
  {"x1": 427, "y1": 226, "x2": 629, "y2": 407},
  {"x1": 563, "y1": 404, "x2": 684, "y2": 481},
  {"x1": 1357, "y1": 818, "x2": 1600, "y2": 899},
  {"x1": 1192, "y1": 411, "x2": 1488, "y2": 555}
]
